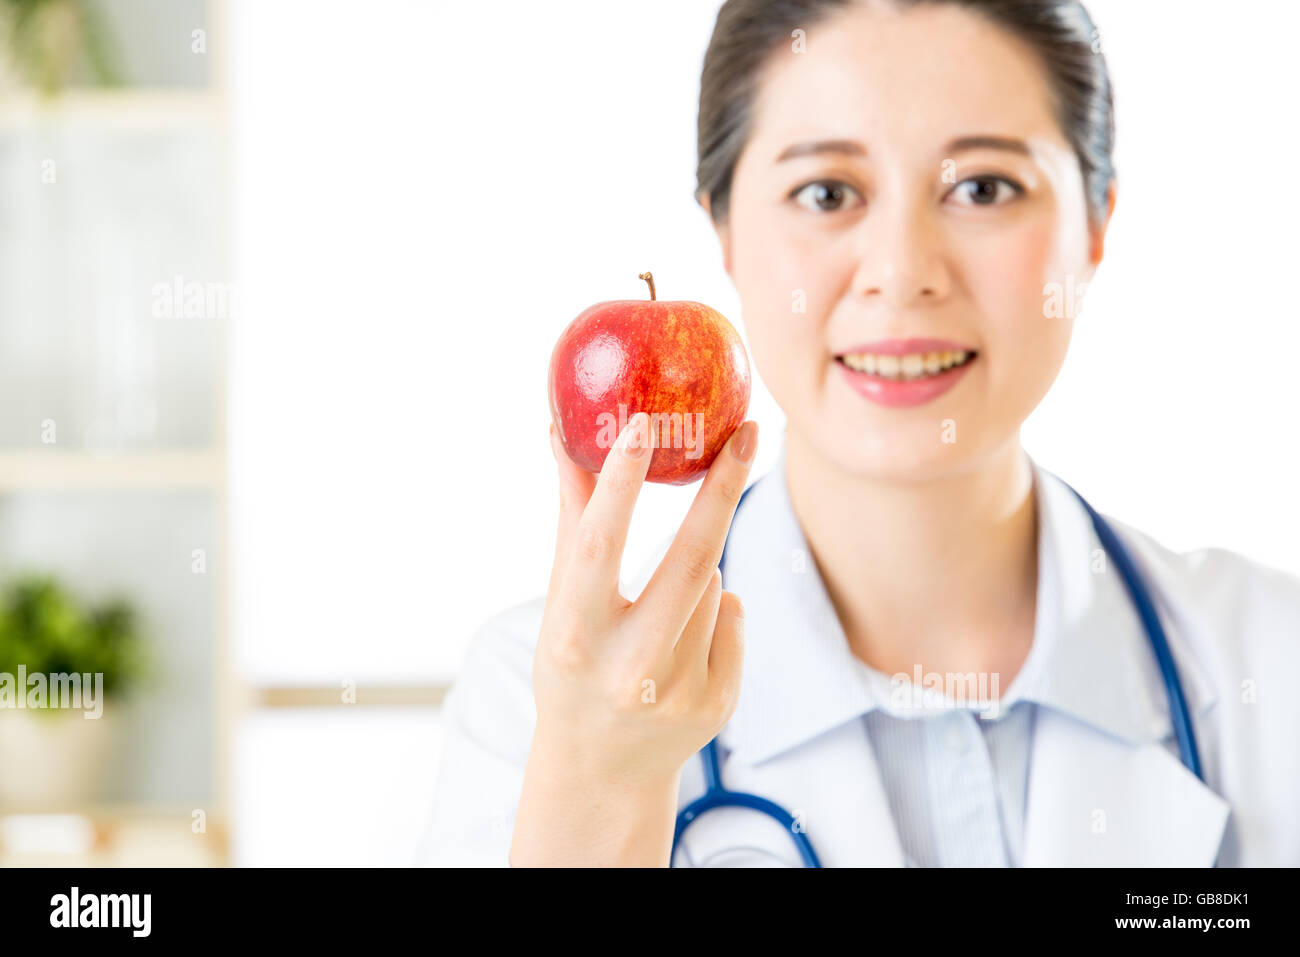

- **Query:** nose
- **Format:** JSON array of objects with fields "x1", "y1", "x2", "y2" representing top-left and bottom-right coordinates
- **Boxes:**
[{"x1": 850, "y1": 197, "x2": 952, "y2": 307}]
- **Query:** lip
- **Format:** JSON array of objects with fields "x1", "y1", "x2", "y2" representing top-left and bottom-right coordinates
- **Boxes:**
[
  {"x1": 836, "y1": 337, "x2": 977, "y2": 357},
  {"x1": 836, "y1": 353, "x2": 977, "y2": 408}
]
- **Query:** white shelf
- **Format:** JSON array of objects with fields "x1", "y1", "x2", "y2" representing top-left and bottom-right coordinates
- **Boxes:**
[
  {"x1": 0, "y1": 449, "x2": 223, "y2": 492},
  {"x1": 0, "y1": 88, "x2": 224, "y2": 129},
  {"x1": 0, "y1": 805, "x2": 228, "y2": 866}
]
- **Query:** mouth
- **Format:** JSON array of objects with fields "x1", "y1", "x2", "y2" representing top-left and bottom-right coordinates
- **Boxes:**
[
  {"x1": 833, "y1": 343, "x2": 979, "y2": 408},
  {"x1": 834, "y1": 348, "x2": 977, "y2": 381}
]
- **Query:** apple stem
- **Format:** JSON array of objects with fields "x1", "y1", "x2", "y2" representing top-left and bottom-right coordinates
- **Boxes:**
[{"x1": 638, "y1": 272, "x2": 656, "y2": 301}]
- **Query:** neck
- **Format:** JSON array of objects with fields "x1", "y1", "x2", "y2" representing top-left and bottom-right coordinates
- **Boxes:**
[{"x1": 783, "y1": 429, "x2": 1040, "y2": 687}]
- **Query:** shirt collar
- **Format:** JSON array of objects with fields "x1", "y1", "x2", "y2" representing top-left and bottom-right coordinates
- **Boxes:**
[{"x1": 715, "y1": 434, "x2": 1188, "y2": 765}]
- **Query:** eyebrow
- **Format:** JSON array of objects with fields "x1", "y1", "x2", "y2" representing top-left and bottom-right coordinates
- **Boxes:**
[
  {"x1": 944, "y1": 135, "x2": 1033, "y2": 157},
  {"x1": 776, "y1": 139, "x2": 866, "y2": 162},
  {"x1": 775, "y1": 134, "x2": 1033, "y2": 162}
]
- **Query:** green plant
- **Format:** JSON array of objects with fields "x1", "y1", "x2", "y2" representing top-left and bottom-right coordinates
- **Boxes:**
[
  {"x1": 0, "y1": 0, "x2": 122, "y2": 95},
  {"x1": 0, "y1": 573, "x2": 148, "y2": 705}
]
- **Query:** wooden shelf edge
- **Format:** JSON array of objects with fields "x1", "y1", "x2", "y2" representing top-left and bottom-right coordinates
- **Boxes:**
[
  {"x1": 0, "y1": 449, "x2": 224, "y2": 491},
  {"x1": 0, "y1": 803, "x2": 222, "y2": 820},
  {"x1": 249, "y1": 683, "x2": 453, "y2": 709}
]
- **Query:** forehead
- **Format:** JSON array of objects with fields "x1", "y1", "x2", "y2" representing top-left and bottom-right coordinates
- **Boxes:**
[{"x1": 746, "y1": 1, "x2": 1062, "y2": 158}]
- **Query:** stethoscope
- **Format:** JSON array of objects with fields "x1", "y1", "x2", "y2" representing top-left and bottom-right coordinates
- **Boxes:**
[{"x1": 670, "y1": 475, "x2": 1205, "y2": 868}]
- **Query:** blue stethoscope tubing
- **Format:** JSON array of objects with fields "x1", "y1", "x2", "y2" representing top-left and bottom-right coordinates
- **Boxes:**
[{"x1": 670, "y1": 475, "x2": 1205, "y2": 868}]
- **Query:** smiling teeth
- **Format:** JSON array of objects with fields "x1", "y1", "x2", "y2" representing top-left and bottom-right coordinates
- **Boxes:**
[{"x1": 842, "y1": 350, "x2": 972, "y2": 380}]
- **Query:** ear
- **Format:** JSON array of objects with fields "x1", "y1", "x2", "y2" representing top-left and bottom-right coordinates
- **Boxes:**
[
  {"x1": 698, "y1": 192, "x2": 733, "y2": 275},
  {"x1": 1087, "y1": 180, "x2": 1117, "y2": 270}
]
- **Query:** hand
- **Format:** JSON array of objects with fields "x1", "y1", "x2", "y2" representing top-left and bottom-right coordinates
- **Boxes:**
[{"x1": 510, "y1": 412, "x2": 757, "y2": 866}]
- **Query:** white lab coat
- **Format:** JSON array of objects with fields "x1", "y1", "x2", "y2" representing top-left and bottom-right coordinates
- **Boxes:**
[{"x1": 420, "y1": 451, "x2": 1300, "y2": 867}]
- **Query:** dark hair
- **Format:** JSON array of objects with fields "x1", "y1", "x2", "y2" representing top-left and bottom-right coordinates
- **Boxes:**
[{"x1": 696, "y1": 0, "x2": 1115, "y2": 226}]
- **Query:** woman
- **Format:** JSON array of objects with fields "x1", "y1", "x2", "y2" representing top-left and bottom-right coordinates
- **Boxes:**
[{"x1": 425, "y1": 0, "x2": 1300, "y2": 867}]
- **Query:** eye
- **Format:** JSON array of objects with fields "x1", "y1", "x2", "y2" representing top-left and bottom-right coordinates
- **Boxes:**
[
  {"x1": 789, "y1": 179, "x2": 864, "y2": 213},
  {"x1": 947, "y1": 175, "x2": 1023, "y2": 207}
]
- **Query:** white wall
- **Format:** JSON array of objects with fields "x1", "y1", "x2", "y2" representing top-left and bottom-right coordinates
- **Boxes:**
[
  {"x1": 1026, "y1": 0, "x2": 1300, "y2": 573},
  {"x1": 230, "y1": 0, "x2": 747, "y2": 687}
]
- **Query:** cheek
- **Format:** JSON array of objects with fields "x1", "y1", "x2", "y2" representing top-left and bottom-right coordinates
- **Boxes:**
[
  {"x1": 731, "y1": 208, "x2": 841, "y2": 394},
  {"x1": 960, "y1": 216, "x2": 1074, "y2": 374}
]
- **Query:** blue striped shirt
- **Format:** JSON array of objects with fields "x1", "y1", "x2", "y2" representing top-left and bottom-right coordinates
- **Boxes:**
[{"x1": 862, "y1": 701, "x2": 1036, "y2": 866}]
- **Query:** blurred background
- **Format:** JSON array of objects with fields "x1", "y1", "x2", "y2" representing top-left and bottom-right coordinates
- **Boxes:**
[{"x1": 0, "y1": 0, "x2": 1296, "y2": 866}]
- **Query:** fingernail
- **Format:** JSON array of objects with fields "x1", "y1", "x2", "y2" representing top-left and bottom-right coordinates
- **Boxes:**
[
  {"x1": 730, "y1": 421, "x2": 757, "y2": 464},
  {"x1": 620, "y1": 412, "x2": 650, "y2": 457}
]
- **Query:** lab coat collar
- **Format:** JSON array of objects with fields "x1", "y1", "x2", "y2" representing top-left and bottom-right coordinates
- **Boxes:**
[{"x1": 718, "y1": 436, "x2": 1220, "y2": 768}]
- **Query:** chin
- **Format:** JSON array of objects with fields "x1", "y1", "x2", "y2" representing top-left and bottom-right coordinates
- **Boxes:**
[
  {"x1": 799, "y1": 403, "x2": 997, "y2": 484},
  {"x1": 839, "y1": 441, "x2": 980, "y2": 484}
]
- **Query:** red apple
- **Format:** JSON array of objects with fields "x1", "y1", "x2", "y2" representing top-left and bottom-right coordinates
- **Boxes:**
[{"x1": 548, "y1": 272, "x2": 751, "y2": 485}]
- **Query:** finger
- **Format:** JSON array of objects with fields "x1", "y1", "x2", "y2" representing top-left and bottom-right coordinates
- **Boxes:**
[
  {"x1": 562, "y1": 412, "x2": 653, "y2": 619},
  {"x1": 707, "y1": 591, "x2": 745, "y2": 718},
  {"x1": 546, "y1": 422, "x2": 598, "y2": 606},
  {"x1": 636, "y1": 420, "x2": 757, "y2": 639},
  {"x1": 676, "y1": 567, "x2": 723, "y2": 676}
]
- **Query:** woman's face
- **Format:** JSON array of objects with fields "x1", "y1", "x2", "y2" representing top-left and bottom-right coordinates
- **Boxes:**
[{"x1": 714, "y1": 1, "x2": 1112, "y2": 481}]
